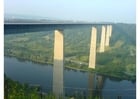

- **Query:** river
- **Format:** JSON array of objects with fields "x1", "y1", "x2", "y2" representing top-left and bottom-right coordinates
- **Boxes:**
[{"x1": 4, "y1": 57, "x2": 136, "y2": 99}]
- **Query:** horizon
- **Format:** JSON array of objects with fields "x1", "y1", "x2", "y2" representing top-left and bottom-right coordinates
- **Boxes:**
[{"x1": 4, "y1": 13, "x2": 136, "y2": 24}]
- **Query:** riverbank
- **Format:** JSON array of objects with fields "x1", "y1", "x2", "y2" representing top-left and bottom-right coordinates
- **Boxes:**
[
  {"x1": 65, "y1": 65, "x2": 136, "y2": 81},
  {"x1": 4, "y1": 55, "x2": 136, "y2": 81}
]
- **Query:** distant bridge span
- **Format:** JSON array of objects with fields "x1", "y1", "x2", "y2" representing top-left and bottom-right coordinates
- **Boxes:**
[{"x1": 4, "y1": 23, "x2": 112, "y2": 34}]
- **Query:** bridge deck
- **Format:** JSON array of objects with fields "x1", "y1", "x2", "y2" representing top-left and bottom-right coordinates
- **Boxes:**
[{"x1": 4, "y1": 23, "x2": 112, "y2": 34}]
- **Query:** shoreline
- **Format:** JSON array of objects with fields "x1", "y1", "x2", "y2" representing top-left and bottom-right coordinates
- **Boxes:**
[{"x1": 4, "y1": 55, "x2": 136, "y2": 81}]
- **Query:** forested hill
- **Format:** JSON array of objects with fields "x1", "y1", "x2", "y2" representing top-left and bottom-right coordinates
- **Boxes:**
[{"x1": 111, "y1": 23, "x2": 136, "y2": 45}]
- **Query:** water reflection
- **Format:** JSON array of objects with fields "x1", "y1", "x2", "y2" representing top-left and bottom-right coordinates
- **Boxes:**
[
  {"x1": 95, "y1": 75, "x2": 104, "y2": 98},
  {"x1": 53, "y1": 61, "x2": 105, "y2": 99},
  {"x1": 53, "y1": 59, "x2": 64, "y2": 98},
  {"x1": 88, "y1": 73, "x2": 104, "y2": 98},
  {"x1": 88, "y1": 72, "x2": 95, "y2": 98}
]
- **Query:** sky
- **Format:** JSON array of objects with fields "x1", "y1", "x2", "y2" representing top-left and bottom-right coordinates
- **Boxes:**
[{"x1": 4, "y1": 0, "x2": 136, "y2": 23}]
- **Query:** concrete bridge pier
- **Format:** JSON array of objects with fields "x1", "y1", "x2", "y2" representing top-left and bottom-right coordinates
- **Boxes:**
[
  {"x1": 109, "y1": 25, "x2": 112, "y2": 37},
  {"x1": 99, "y1": 26, "x2": 106, "y2": 53},
  {"x1": 105, "y1": 25, "x2": 110, "y2": 47},
  {"x1": 53, "y1": 29, "x2": 64, "y2": 98},
  {"x1": 88, "y1": 27, "x2": 97, "y2": 69}
]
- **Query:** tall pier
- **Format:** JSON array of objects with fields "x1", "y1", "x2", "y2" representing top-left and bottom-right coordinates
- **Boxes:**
[
  {"x1": 99, "y1": 26, "x2": 106, "y2": 53},
  {"x1": 105, "y1": 25, "x2": 110, "y2": 47},
  {"x1": 53, "y1": 29, "x2": 64, "y2": 97},
  {"x1": 109, "y1": 25, "x2": 112, "y2": 37},
  {"x1": 88, "y1": 27, "x2": 97, "y2": 69}
]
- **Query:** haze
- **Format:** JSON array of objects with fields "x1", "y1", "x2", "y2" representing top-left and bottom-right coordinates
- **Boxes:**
[{"x1": 4, "y1": 0, "x2": 136, "y2": 23}]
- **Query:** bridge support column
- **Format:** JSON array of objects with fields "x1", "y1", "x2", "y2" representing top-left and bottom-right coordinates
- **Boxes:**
[
  {"x1": 88, "y1": 27, "x2": 97, "y2": 69},
  {"x1": 99, "y1": 26, "x2": 106, "y2": 53},
  {"x1": 105, "y1": 25, "x2": 110, "y2": 47},
  {"x1": 109, "y1": 25, "x2": 112, "y2": 37},
  {"x1": 53, "y1": 29, "x2": 64, "y2": 98}
]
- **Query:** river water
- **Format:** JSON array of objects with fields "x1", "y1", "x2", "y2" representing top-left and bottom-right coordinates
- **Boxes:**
[{"x1": 4, "y1": 57, "x2": 136, "y2": 99}]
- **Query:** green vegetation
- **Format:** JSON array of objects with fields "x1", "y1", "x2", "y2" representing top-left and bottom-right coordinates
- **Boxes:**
[
  {"x1": 5, "y1": 75, "x2": 104, "y2": 99},
  {"x1": 4, "y1": 75, "x2": 53, "y2": 99},
  {"x1": 4, "y1": 23, "x2": 136, "y2": 80}
]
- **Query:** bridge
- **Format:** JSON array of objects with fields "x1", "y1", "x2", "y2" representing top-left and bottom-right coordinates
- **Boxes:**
[
  {"x1": 4, "y1": 23, "x2": 112, "y2": 69},
  {"x1": 4, "y1": 23, "x2": 112, "y2": 97},
  {"x1": 4, "y1": 23, "x2": 112, "y2": 34}
]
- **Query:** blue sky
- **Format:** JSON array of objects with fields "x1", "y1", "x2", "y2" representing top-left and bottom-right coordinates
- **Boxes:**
[{"x1": 4, "y1": 0, "x2": 136, "y2": 23}]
